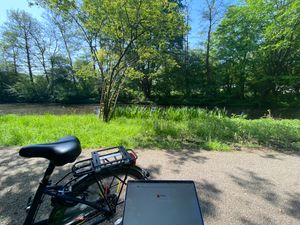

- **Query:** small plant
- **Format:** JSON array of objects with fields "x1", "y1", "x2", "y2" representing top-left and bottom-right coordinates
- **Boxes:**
[{"x1": 204, "y1": 140, "x2": 231, "y2": 151}]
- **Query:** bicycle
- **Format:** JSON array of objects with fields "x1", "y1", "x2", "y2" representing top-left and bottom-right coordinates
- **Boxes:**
[{"x1": 19, "y1": 136, "x2": 150, "y2": 225}]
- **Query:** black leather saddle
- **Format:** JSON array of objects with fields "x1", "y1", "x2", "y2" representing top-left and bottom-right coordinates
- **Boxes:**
[{"x1": 19, "y1": 136, "x2": 82, "y2": 166}]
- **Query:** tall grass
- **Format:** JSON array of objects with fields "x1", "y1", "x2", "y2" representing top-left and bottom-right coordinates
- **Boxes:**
[
  {"x1": 1, "y1": 106, "x2": 300, "y2": 151},
  {"x1": 114, "y1": 106, "x2": 227, "y2": 121}
]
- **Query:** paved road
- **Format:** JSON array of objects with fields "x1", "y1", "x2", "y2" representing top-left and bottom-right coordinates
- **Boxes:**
[{"x1": 0, "y1": 147, "x2": 299, "y2": 225}]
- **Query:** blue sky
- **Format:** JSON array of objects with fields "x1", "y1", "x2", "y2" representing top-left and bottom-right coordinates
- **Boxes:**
[
  {"x1": 0, "y1": 0, "x2": 221, "y2": 48},
  {"x1": 0, "y1": 0, "x2": 44, "y2": 23},
  {"x1": 188, "y1": 0, "x2": 210, "y2": 47}
]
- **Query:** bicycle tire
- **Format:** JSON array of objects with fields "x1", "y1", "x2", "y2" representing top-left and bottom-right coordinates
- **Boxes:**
[{"x1": 48, "y1": 166, "x2": 146, "y2": 225}]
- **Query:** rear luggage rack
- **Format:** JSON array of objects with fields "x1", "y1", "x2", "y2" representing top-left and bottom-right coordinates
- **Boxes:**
[{"x1": 72, "y1": 146, "x2": 137, "y2": 177}]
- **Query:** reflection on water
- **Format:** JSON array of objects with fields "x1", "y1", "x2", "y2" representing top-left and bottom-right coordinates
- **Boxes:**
[
  {"x1": 0, "y1": 104, "x2": 299, "y2": 119},
  {"x1": 0, "y1": 104, "x2": 100, "y2": 115}
]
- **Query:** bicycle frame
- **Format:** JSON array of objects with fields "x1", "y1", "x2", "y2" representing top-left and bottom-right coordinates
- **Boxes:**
[{"x1": 23, "y1": 162, "x2": 111, "y2": 225}]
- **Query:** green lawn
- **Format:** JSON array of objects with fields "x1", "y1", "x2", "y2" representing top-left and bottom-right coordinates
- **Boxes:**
[{"x1": 1, "y1": 107, "x2": 300, "y2": 151}]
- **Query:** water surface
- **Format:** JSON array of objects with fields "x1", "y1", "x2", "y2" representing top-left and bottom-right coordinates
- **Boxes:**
[{"x1": 0, "y1": 103, "x2": 299, "y2": 119}]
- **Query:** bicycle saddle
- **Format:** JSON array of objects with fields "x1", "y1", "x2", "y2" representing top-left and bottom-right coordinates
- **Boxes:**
[{"x1": 19, "y1": 136, "x2": 82, "y2": 166}]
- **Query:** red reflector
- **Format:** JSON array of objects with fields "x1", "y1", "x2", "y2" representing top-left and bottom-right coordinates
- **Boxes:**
[{"x1": 128, "y1": 152, "x2": 137, "y2": 165}]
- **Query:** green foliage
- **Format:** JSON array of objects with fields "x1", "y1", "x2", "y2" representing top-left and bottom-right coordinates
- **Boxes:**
[
  {"x1": 0, "y1": 71, "x2": 19, "y2": 102},
  {"x1": 1, "y1": 107, "x2": 300, "y2": 151},
  {"x1": 0, "y1": 0, "x2": 299, "y2": 109},
  {"x1": 40, "y1": 0, "x2": 188, "y2": 121},
  {"x1": 7, "y1": 76, "x2": 39, "y2": 102},
  {"x1": 214, "y1": 0, "x2": 300, "y2": 101}
]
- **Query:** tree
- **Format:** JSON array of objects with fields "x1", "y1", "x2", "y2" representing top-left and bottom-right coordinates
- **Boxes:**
[
  {"x1": 1, "y1": 10, "x2": 39, "y2": 89},
  {"x1": 215, "y1": 0, "x2": 300, "y2": 103},
  {"x1": 30, "y1": 21, "x2": 50, "y2": 84},
  {"x1": 44, "y1": 10, "x2": 81, "y2": 85},
  {"x1": 0, "y1": 31, "x2": 19, "y2": 74},
  {"x1": 215, "y1": 4, "x2": 260, "y2": 99},
  {"x1": 0, "y1": 43, "x2": 20, "y2": 102},
  {"x1": 202, "y1": 0, "x2": 224, "y2": 86},
  {"x1": 132, "y1": 32, "x2": 183, "y2": 101},
  {"x1": 258, "y1": 0, "x2": 300, "y2": 97},
  {"x1": 36, "y1": 0, "x2": 187, "y2": 121}
]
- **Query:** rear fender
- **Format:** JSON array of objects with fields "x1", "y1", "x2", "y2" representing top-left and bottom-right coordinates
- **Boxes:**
[{"x1": 129, "y1": 165, "x2": 150, "y2": 180}]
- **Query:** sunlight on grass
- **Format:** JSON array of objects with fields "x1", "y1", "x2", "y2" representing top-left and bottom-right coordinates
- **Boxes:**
[
  {"x1": 1, "y1": 107, "x2": 300, "y2": 151},
  {"x1": 204, "y1": 140, "x2": 231, "y2": 151}
]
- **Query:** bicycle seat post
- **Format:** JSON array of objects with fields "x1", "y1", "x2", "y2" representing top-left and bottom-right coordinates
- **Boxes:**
[
  {"x1": 23, "y1": 162, "x2": 55, "y2": 225},
  {"x1": 41, "y1": 162, "x2": 55, "y2": 183}
]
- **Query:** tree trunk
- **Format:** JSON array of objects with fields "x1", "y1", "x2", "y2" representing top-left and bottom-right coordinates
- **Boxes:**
[
  {"x1": 12, "y1": 49, "x2": 18, "y2": 75},
  {"x1": 60, "y1": 28, "x2": 76, "y2": 84},
  {"x1": 49, "y1": 58, "x2": 55, "y2": 95},
  {"x1": 185, "y1": 6, "x2": 190, "y2": 96},
  {"x1": 24, "y1": 32, "x2": 34, "y2": 86},
  {"x1": 99, "y1": 77, "x2": 113, "y2": 122},
  {"x1": 99, "y1": 69, "x2": 125, "y2": 122},
  {"x1": 141, "y1": 75, "x2": 152, "y2": 100},
  {"x1": 239, "y1": 72, "x2": 245, "y2": 99},
  {"x1": 41, "y1": 53, "x2": 50, "y2": 84},
  {"x1": 205, "y1": 16, "x2": 212, "y2": 84}
]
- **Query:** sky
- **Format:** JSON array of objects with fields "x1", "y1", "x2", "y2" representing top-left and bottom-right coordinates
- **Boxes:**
[
  {"x1": 0, "y1": 0, "x2": 44, "y2": 23},
  {"x1": 0, "y1": 0, "x2": 218, "y2": 48}
]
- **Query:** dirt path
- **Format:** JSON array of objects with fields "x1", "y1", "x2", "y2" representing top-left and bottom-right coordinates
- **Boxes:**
[{"x1": 0, "y1": 147, "x2": 299, "y2": 225}]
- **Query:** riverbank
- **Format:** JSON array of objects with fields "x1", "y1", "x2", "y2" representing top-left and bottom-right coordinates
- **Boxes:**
[
  {"x1": 1, "y1": 107, "x2": 299, "y2": 151},
  {"x1": 2, "y1": 103, "x2": 300, "y2": 119}
]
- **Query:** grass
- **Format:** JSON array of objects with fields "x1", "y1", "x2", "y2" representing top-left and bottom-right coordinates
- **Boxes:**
[{"x1": 1, "y1": 106, "x2": 300, "y2": 151}]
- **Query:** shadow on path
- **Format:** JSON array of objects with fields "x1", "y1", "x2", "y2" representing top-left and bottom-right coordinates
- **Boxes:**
[
  {"x1": 229, "y1": 167, "x2": 300, "y2": 224},
  {"x1": 165, "y1": 149, "x2": 208, "y2": 173},
  {"x1": 284, "y1": 193, "x2": 300, "y2": 220},
  {"x1": 195, "y1": 180, "x2": 222, "y2": 219},
  {"x1": 0, "y1": 149, "x2": 79, "y2": 224},
  {"x1": 229, "y1": 168, "x2": 279, "y2": 205}
]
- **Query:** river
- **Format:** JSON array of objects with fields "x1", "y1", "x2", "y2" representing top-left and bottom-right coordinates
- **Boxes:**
[{"x1": 0, "y1": 103, "x2": 299, "y2": 119}]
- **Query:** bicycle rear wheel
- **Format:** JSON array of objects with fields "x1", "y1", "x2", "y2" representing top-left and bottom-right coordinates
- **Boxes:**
[{"x1": 48, "y1": 167, "x2": 146, "y2": 225}]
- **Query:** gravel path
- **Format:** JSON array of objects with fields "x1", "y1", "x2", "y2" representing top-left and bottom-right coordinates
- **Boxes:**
[{"x1": 0, "y1": 147, "x2": 299, "y2": 225}]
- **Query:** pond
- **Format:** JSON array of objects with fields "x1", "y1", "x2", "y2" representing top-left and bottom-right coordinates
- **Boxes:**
[{"x1": 0, "y1": 103, "x2": 299, "y2": 119}]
